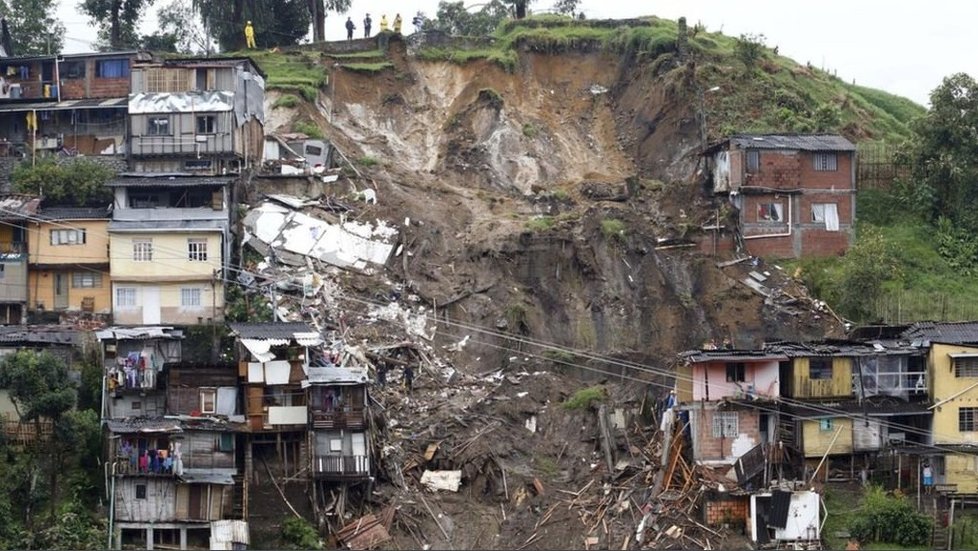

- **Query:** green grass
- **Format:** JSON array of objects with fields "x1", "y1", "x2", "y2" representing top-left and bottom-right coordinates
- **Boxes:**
[
  {"x1": 600, "y1": 218, "x2": 626, "y2": 240},
  {"x1": 563, "y1": 385, "x2": 606, "y2": 410},
  {"x1": 293, "y1": 120, "x2": 323, "y2": 139},
  {"x1": 341, "y1": 62, "x2": 394, "y2": 73},
  {"x1": 357, "y1": 155, "x2": 379, "y2": 167},
  {"x1": 526, "y1": 216, "x2": 555, "y2": 231},
  {"x1": 329, "y1": 49, "x2": 385, "y2": 59},
  {"x1": 241, "y1": 50, "x2": 327, "y2": 101},
  {"x1": 272, "y1": 94, "x2": 300, "y2": 109},
  {"x1": 522, "y1": 122, "x2": 538, "y2": 138}
]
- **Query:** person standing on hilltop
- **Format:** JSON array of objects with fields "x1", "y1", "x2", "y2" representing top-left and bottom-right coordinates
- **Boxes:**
[
  {"x1": 364, "y1": 13, "x2": 372, "y2": 37},
  {"x1": 244, "y1": 20, "x2": 256, "y2": 49},
  {"x1": 379, "y1": 14, "x2": 389, "y2": 32},
  {"x1": 345, "y1": 17, "x2": 355, "y2": 41},
  {"x1": 393, "y1": 13, "x2": 403, "y2": 34}
]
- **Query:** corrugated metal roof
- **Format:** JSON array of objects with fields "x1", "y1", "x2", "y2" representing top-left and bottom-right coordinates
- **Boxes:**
[
  {"x1": 726, "y1": 133, "x2": 856, "y2": 152},
  {"x1": 106, "y1": 418, "x2": 184, "y2": 434},
  {"x1": 108, "y1": 219, "x2": 227, "y2": 231},
  {"x1": 681, "y1": 349, "x2": 788, "y2": 363},
  {"x1": 0, "y1": 325, "x2": 78, "y2": 344},
  {"x1": 106, "y1": 175, "x2": 233, "y2": 188},
  {"x1": 0, "y1": 97, "x2": 128, "y2": 113},
  {"x1": 179, "y1": 468, "x2": 237, "y2": 485},
  {"x1": 95, "y1": 326, "x2": 183, "y2": 341},
  {"x1": 37, "y1": 206, "x2": 111, "y2": 220},
  {"x1": 228, "y1": 322, "x2": 315, "y2": 340},
  {"x1": 902, "y1": 321, "x2": 978, "y2": 344}
]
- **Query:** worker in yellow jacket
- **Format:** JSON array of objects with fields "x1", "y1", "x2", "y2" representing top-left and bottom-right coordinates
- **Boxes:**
[
  {"x1": 393, "y1": 14, "x2": 402, "y2": 34},
  {"x1": 244, "y1": 21, "x2": 256, "y2": 49},
  {"x1": 379, "y1": 14, "x2": 388, "y2": 32}
]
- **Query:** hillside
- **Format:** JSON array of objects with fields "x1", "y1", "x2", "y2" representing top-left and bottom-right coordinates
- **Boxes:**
[{"x1": 237, "y1": 15, "x2": 927, "y2": 548}]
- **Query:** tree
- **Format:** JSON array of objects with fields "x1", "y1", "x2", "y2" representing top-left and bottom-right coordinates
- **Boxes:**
[
  {"x1": 80, "y1": 0, "x2": 155, "y2": 50},
  {"x1": 733, "y1": 33, "x2": 766, "y2": 72},
  {"x1": 195, "y1": 0, "x2": 311, "y2": 51},
  {"x1": 836, "y1": 226, "x2": 900, "y2": 322},
  {"x1": 11, "y1": 159, "x2": 115, "y2": 206},
  {"x1": 144, "y1": 0, "x2": 211, "y2": 54},
  {"x1": 0, "y1": 0, "x2": 64, "y2": 55},
  {"x1": 426, "y1": 1, "x2": 508, "y2": 37},
  {"x1": 552, "y1": 0, "x2": 580, "y2": 15},
  {"x1": 0, "y1": 350, "x2": 75, "y2": 424},
  {"x1": 899, "y1": 73, "x2": 978, "y2": 230},
  {"x1": 507, "y1": 0, "x2": 530, "y2": 19},
  {"x1": 308, "y1": 0, "x2": 351, "y2": 43}
]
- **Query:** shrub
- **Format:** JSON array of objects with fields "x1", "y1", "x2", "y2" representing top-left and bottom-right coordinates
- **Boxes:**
[
  {"x1": 11, "y1": 159, "x2": 114, "y2": 205},
  {"x1": 563, "y1": 385, "x2": 606, "y2": 410},
  {"x1": 272, "y1": 94, "x2": 300, "y2": 109},
  {"x1": 522, "y1": 122, "x2": 538, "y2": 138},
  {"x1": 281, "y1": 517, "x2": 323, "y2": 550},
  {"x1": 847, "y1": 486, "x2": 932, "y2": 547},
  {"x1": 600, "y1": 218, "x2": 626, "y2": 241},
  {"x1": 526, "y1": 216, "x2": 554, "y2": 231},
  {"x1": 293, "y1": 121, "x2": 323, "y2": 139},
  {"x1": 358, "y1": 156, "x2": 379, "y2": 167},
  {"x1": 734, "y1": 33, "x2": 766, "y2": 71}
]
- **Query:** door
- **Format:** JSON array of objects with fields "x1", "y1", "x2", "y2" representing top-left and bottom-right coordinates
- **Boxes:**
[
  {"x1": 142, "y1": 285, "x2": 160, "y2": 324},
  {"x1": 188, "y1": 485, "x2": 203, "y2": 520},
  {"x1": 54, "y1": 273, "x2": 68, "y2": 309}
]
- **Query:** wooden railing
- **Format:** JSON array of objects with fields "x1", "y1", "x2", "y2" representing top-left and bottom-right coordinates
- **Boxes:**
[
  {"x1": 310, "y1": 409, "x2": 366, "y2": 430},
  {"x1": 313, "y1": 455, "x2": 370, "y2": 477},
  {"x1": 1, "y1": 414, "x2": 53, "y2": 445}
]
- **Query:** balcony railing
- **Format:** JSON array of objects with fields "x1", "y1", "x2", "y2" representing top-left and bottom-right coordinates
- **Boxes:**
[
  {"x1": 310, "y1": 409, "x2": 366, "y2": 430},
  {"x1": 313, "y1": 455, "x2": 370, "y2": 478},
  {"x1": 0, "y1": 241, "x2": 26, "y2": 256},
  {"x1": 113, "y1": 458, "x2": 176, "y2": 477}
]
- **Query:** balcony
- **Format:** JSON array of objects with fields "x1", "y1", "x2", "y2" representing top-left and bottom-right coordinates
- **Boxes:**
[
  {"x1": 0, "y1": 241, "x2": 26, "y2": 257},
  {"x1": 113, "y1": 458, "x2": 175, "y2": 477},
  {"x1": 313, "y1": 455, "x2": 370, "y2": 479},
  {"x1": 310, "y1": 408, "x2": 366, "y2": 430}
]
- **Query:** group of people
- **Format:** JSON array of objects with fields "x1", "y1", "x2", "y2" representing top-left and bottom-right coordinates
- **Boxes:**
[
  {"x1": 376, "y1": 363, "x2": 414, "y2": 393},
  {"x1": 347, "y1": 12, "x2": 419, "y2": 40},
  {"x1": 120, "y1": 439, "x2": 182, "y2": 475}
]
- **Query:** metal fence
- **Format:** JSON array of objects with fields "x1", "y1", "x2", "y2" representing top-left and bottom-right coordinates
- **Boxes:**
[
  {"x1": 874, "y1": 291, "x2": 978, "y2": 324},
  {"x1": 857, "y1": 142, "x2": 911, "y2": 191}
]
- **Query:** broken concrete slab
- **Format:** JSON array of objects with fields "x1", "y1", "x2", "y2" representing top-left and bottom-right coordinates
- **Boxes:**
[{"x1": 420, "y1": 470, "x2": 462, "y2": 492}]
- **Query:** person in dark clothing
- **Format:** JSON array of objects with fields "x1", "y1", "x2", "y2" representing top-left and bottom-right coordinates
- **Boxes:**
[
  {"x1": 377, "y1": 363, "x2": 388, "y2": 387},
  {"x1": 403, "y1": 365, "x2": 414, "y2": 392},
  {"x1": 345, "y1": 17, "x2": 355, "y2": 41},
  {"x1": 364, "y1": 14, "x2": 372, "y2": 37}
]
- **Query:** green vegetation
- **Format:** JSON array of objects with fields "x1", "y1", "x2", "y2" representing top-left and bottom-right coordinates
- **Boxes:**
[
  {"x1": 341, "y1": 62, "x2": 394, "y2": 73},
  {"x1": 272, "y1": 94, "x2": 301, "y2": 109},
  {"x1": 951, "y1": 510, "x2": 978, "y2": 549},
  {"x1": 329, "y1": 49, "x2": 385, "y2": 59},
  {"x1": 600, "y1": 218, "x2": 626, "y2": 241},
  {"x1": 847, "y1": 486, "x2": 931, "y2": 547},
  {"x1": 733, "y1": 33, "x2": 766, "y2": 71},
  {"x1": 293, "y1": 120, "x2": 324, "y2": 139},
  {"x1": 526, "y1": 215, "x2": 555, "y2": 231},
  {"x1": 522, "y1": 122, "x2": 538, "y2": 138},
  {"x1": 534, "y1": 455, "x2": 559, "y2": 475},
  {"x1": 563, "y1": 385, "x2": 607, "y2": 410},
  {"x1": 281, "y1": 517, "x2": 323, "y2": 550},
  {"x1": 544, "y1": 349, "x2": 578, "y2": 364},
  {"x1": 245, "y1": 50, "x2": 327, "y2": 102},
  {"x1": 357, "y1": 155, "x2": 379, "y2": 167},
  {"x1": 11, "y1": 159, "x2": 114, "y2": 206}
]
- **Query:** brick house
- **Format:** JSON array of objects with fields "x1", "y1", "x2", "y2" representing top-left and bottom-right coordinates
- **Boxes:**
[{"x1": 705, "y1": 134, "x2": 856, "y2": 258}]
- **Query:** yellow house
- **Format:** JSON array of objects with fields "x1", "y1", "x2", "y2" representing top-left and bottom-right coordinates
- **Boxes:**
[
  {"x1": 0, "y1": 195, "x2": 40, "y2": 324},
  {"x1": 799, "y1": 416, "x2": 854, "y2": 458},
  {"x1": 27, "y1": 206, "x2": 111, "y2": 315},
  {"x1": 107, "y1": 175, "x2": 230, "y2": 325},
  {"x1": 781, "y1": 356, "x2": 853, "y2": 399},
  {"x1": 928, "y1": 342, "x2": 978, "y2": 493}
]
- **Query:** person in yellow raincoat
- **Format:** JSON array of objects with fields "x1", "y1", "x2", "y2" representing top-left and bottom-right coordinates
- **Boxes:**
[
  {"x1": 379, "y1": 14, "x2": 388, "y2": 32},
  {"x1": 393, "y1": 13, "x2": 402, "y2": 34},
  {"x1": 244, "y1": 21, "x2": 256, "y2": 49}
]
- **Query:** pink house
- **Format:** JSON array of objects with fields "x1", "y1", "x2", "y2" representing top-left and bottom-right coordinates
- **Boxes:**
[{"x1": 679, "y1": 350, "x2": 786, "y2": 403}]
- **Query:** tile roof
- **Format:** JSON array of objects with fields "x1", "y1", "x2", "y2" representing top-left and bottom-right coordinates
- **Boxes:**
[
  {"x1": 0, "y1": 194, "x2": 40, "y2": 220},
  {"x1": 725, "y1": 133, "x2": 856, "y2": 152},
  {"x1": 901, "y1": 321, "x2": 978, "y2": 344},
  {"x1": 227, "y1": 322, "x2": 315, "y2": 340},
  {"x1": 0, "y1": 325, "x2": 78, "y2": 345},
  {"x1": 107, "y1": 174, "x2": 234, "y2": 187},
  {"x1": 37, "y1": 206, "x2": 111, "y2": 220}
]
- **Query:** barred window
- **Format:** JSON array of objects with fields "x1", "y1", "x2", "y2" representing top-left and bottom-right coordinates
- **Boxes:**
[
  {"x1": 50, "y1": 229, "x2": 86, "y2": 245},
  {"x1": 132, "y1": 239, "x2": 152, "y2": 261},
  {"x1": 954, "y1": 357, "x2": 978, "y2": 378},
  {"x1": 813, "y1": 153, "x2": 838, "y2": 171},
  {"x1": 712, "y1": 412, "x2": 739, "y2": 438},
  {"x1": 746, "y1": 150, "x2": 760, "y2": 173},
  {"x1": 116, "y1": 287, "x2": 136, "y2": 307},
  {"x1": 188, "y1": 239, "x2": 208, "y2": 262},
  {"x1": 181, "y1": 287, "x2": 201, "y2": 307},
  {"x1": 960, "y1": 408, "x2": 978, "y2": 432},
  {"x1": 71, "y1": 272, "x2": 102, "y2": 288},
  {"x1": 147, "y1": 116, "x2": 170, "y2": 136}
]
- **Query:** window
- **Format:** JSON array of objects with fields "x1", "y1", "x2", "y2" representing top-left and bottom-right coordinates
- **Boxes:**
[
  {"x1": 116, "y1": 287, "x2": 136, "y2": 307},
  {"x1": 188, "y1": 239, "x2": 208, "y2": 262},
  {"x1": 132, "y1": 239, "x2": 153, "y2": 262},
  {"x1": 746, "y1": 150, "x2": 760, "y2": 173},
  {"x1": 131, "y1": 401, "x2": 141, "y2": 410},
  {"x1": 200, "y1": 388, "x2": 216, "y2": 414},
  {"x1": 954, "y1": 357, "x2": 978, "y2": 378},
  {"x1": 50, "y1": 229, "x2": 86, "y2": 245},
  {"x1": 130, "y1": 193, "x2": 162, "y2": 208},
  {"x1": 757, "y1": 202, "x2": 784, "y2": 222},
  {"x1": 71, "y1": 272, "x2": 102, "y2": 288},
  {"x1": 147, "y1": 116, "x2": 170, "y2": 136},
  {"x1": 181, "y1": 287, "x2": 202, "y2": 307},
  {"x1": 219, "y1": 432, "x2": 234, "y2": 452},
  {"x1": 196, "y1": 115, "x2": 216, "y2": 133},
  {"x1": 135, "y1": 484, "x2": 147, "y2": 499},
  {"x1": 184, "y1": 159, "x2": 212, "y2": 171},
  {"x1": 712, "y1": 412, "x2": 738, "y2": 437},
  {"x1": 819, "y1": 418, "x2": 834, "y2": 431},
  {"x1": 960, "y1": 408, "x2": 978, "y2": 432},
  {"x1": 811, "y1": 203, "x2": 840, "y2": 231},
  {"x1": 813, "y1": 153, "x2": 838, "y2": 171},
  {"x1": 305, "y1": 144, "x2": 323, "y2": 156},
  {"x1": 809, "y1": 358, "x2": 833, "y2": 380},
  {"x1": 96, "y1": 59, "x2": 130, "y2": 78},
  {"x1": 62, "y1": 61, "x2": 85, "y2": 79},
  {"x1": 726, "y1": 362, "x2": 746, "y2": 383}
]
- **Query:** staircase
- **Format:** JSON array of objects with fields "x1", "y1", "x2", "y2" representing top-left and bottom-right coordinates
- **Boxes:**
[
  {"x1": 231, "y1": 474, "x2": 246, "y2": 520},
  {"x1": 923, "y1": 496, "x2": 949, "y2": 550}
]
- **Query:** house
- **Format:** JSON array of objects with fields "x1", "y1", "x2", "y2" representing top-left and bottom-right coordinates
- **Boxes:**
[
  {"x1": 0, "y1": 51, "x2": 141, "y2": 157},
  {"x1": 705, "y1": 133, "x2": 856, "y2": 258},
  {"x1": 0, "y1": 194, "x2": 40, "y2": 323},
  {"x1": 676, "y1": 349, "x2": 786, "y2": 467},
  {"x1": 26, "y1": 205, "x2": 111, "y2": 318},
  {"x1": 107, "y1": 174, "x2": 231, "y2": 325},
  {"x1": 127, "y1": 56, "x2": 266, "y2": 175},
  {"x1": 97, "y1": 325, "x2": 248, "y2": 550},
  {"x1": 307, "y1": 361, "x2": 371, "y2": 480}
]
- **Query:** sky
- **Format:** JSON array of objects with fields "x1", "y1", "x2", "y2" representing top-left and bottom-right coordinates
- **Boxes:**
[{"x1": 55, "y1": 0, "x2": 976, "y2": 107}]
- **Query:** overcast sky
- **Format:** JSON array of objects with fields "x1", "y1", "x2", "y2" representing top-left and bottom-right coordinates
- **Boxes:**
[{"x1": 57, "y1": 0, "x2": 972, "y2": 107}]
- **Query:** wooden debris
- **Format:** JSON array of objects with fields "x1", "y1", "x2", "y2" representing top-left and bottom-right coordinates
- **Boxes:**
[
  {"x1": 532, "y1": 477, "x2": 545, "y2": 496},
  {"x1": 336, "y1": 507, "x2": 395, "y2": 550},
  {"x1": 424, "y1": 442, "x2": 440, "y2": 461}
]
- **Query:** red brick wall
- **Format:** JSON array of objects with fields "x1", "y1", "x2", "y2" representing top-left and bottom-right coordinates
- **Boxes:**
[
  {"x1": 696, "y1": 408, "x2": 760, "y2": 461},
  {"x1": 704, "y1": 497, "x2": 750, "y2": 527},
  {"x1": 798, "y1": 151, "x2": 854, "y2": 191},
  {"x1": 743, "y1": 150, "x2": 801, "y2": 190}
]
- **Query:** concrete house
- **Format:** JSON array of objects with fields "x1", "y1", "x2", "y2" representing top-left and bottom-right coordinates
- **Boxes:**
[
  {"x1": 0, "y1": 51, "x2": 141, "y2": 157},
  {"x1": 27, "y1": 205, "x2": 111, "y2": 318},
  {"x1": 0, "y1": 194, "x2": 40, "y2": 323},
  {"x1": 307, "y1": 362, "x2": 371, "y2": 480},
  {"x1": 705, "y1": 133, "x2": 856, "y2": 258},
  {"x1": 107, "y1": 174, "x2": 230, "y2": 325},
  {"x1": 127, "y1": 56, "x2": 266, "y2": 175}
]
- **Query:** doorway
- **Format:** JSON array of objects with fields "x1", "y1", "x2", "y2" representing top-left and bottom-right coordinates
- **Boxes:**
[{"x1": 54, "y1": 272, "x2": 68, "y2": 309}]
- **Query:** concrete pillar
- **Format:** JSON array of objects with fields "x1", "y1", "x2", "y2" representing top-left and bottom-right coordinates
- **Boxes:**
[
  {"x1": 114, "y1": 526, "x2": 122, "y2": 550},
  {"x1": 180, "y1": 528, "x2": 187, "y2": 550},
  {"x1": 146, "y1": 527, "x2": 153, "y2": 550}
]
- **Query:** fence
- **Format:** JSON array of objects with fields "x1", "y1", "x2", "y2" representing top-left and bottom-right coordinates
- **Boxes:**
[
  {"x1": 857, "y1": 142, "x2": 911, "y2": 191},
  {"x1": 874, "y1": 291, "x2": 978, "y2": 324}
]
